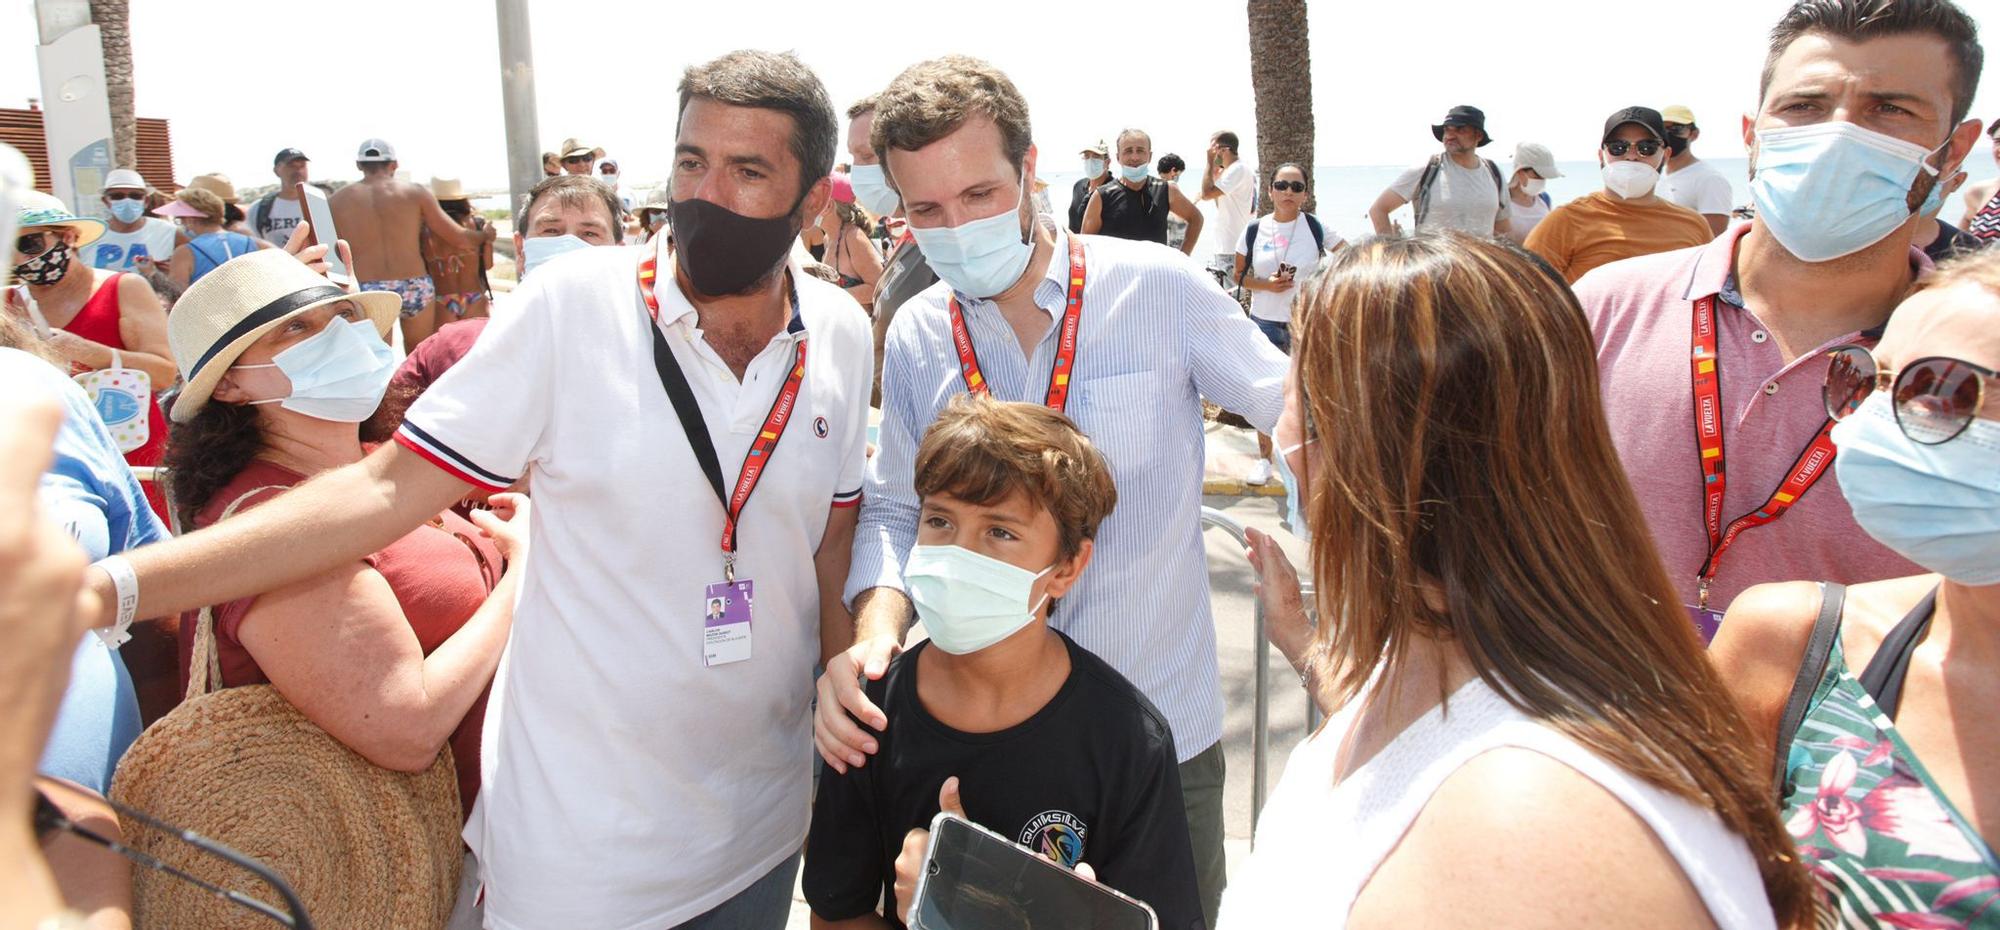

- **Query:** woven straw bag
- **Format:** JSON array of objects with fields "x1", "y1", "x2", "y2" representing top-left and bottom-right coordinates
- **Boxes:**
[{"x1": 110, "y1": 488, "x2": 464, "y2": 929}]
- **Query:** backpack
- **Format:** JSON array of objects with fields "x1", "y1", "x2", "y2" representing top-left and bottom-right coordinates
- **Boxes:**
[
  {"x1": 250, "y1": 191, "x2": 281, "y2": 240},
  {"x1": 1412, "y1": 154, "x2": 1506, "y2": 230},
  {"x1": 1237, "y1": 213, "x2": 1327, "y2": 284}
]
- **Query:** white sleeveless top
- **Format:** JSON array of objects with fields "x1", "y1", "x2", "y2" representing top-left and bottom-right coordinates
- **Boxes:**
[{"x1": 1217, "y1": 676, "x2": 1776, "y2": 929}]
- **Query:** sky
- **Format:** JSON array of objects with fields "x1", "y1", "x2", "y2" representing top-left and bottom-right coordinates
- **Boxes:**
[{"x1": 3, "y1": 0, "x2": 1997, "y2": 195}]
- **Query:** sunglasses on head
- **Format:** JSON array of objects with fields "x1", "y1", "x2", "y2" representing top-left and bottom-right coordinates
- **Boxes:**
[
  {"x1": 1271, "y1": 180, "x2": 1306, "y2": 193},
  {"x1": 14, "y1": 232, "x2": 57, "y2": 259},
  {"x1": 1604, "y1": 139, "x2": 1663, "y2": 158},
  {"x1": 1825, "y1": 344, "x2": 1997, "y2": 445},
  {"x1": 103, "y1": 190, "x2": 145, "y2": 201}
]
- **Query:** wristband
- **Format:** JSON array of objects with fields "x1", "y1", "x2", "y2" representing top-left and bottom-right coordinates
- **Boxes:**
[{"x1": 90, "y1": 554, "x2": 138, "y2": 649}]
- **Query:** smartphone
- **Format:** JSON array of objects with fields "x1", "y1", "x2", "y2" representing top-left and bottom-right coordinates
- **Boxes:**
[
  {"x1": 1278, "y1": 262, "x2": 1297, "y2": 277},
  {"x1": 297, "y1": 183, "x2": 351, "y2": 285},
  {"x1": 909, "y1": 813, "x2": 1157, "y2": 930}
]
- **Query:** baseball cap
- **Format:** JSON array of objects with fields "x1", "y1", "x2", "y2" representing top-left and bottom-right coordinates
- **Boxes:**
[
  {"x1": 102, "y1": 168, "x2": 147, "y2": 191},
  {"x1": 1660, "y1": 105, "x2": 1697, "y2": 126},
  {"x1": 1080, "y1": 139, "x2": 1109, "y2": 157},
  {"x1": 273, "y1": 147, "x2": 309, "y2": 166},
  {"x1": 1509, "y1": 142, "x2": 1563, "y2": 180},
  {"x1": 1602, "y1": 106, "x2": 1667, "y2": 144},
  {"x1": 355, "y1": 138, "x2": 397, "y2": 163}
]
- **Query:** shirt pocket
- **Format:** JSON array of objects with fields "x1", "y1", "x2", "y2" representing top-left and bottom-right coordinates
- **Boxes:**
[{"x1": 1073, "y1": 371, "x2": 1163, "y2": 485}]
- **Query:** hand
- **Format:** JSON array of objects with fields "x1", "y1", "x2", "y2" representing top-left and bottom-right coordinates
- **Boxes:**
[
  {"x1": 814, "y1": 633, "x2": 901, "y2": 773},
  {"x1": 894, "y1": 777, "x2": 968, "y2": 926},
  {"x1": 0, "y1": 398, "x2": 100, "y2": 774},
  {"x1": 1246, "y1": 527, "x2": 1313, "y2": 673},
  {"x1": 469, "y1": 492, "x2": 531, "y2": 564},
  {"x1": 42, "y1": 330, "x2": 100, "y2": 368}
]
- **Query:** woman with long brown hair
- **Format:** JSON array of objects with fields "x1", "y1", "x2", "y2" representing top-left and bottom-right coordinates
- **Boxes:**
[{"x1": 1225, "y1": 233, "x2": 1813, "y2": 928}]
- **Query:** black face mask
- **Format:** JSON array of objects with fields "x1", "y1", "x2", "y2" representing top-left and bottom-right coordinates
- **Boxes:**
[
  {"x1": 1664, "y1": 132, "x2": 1690, "y2": 157},
  {"x1": 669, "y1": 194, "x2": 804, "y2": 297}
]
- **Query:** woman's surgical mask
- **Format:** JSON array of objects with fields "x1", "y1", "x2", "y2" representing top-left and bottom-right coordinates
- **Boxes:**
[
  {"x1": 1520, "y1": 178, "x2": 1547, "y2": 197},
  {"x1": 1750, "y1": 121, "x2": 1951, "y2": 263},
  {"x1": 234, "y1": 317, "x2": 396, "y2": 423},
  {"x1": 1833, "y1": 392, "x2": 2000, "y2": 586},
  {"x1": 904, "y1": 544, "x2": 1054, "y2": 655}
]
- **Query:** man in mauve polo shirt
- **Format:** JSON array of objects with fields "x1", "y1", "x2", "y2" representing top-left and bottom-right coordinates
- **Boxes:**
[{"x1": 1574, "y1": 0, "x2": 1984, "y2": 635}]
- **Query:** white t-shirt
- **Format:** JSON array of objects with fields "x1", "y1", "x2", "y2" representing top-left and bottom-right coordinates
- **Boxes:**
[
  {"x1": 1658, "y1": 159, "x2": 1734, "y2": 218},
  {"x1": 1219, "y1": 675, "x2": 1777, "y2": 929},
  {"x1": 1505, "y1": 193, "x2": 1551, "y2": 244},
  {"x1": 252, "y1": 195, "x2": 304, "y2": 247},
  {"x1": 85, "y1": 218, "x2": 176, "y2": 272},
  {"x1": 1210, "y1": 160, "x2": 1256, "y2": 258},
  {"x1": 396, "y1": 242, "x2": 871, "y2": 930},
  {"x1": 1390, "y1": 156, "x2": 1508, "y2": 236},
  {"x1": 1235, "y1": 212, "x2": 1342, "y2": 322}
]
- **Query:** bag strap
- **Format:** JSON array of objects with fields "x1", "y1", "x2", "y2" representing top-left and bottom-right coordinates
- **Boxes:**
[
  {"x1": 1412, "y1": 155, "x2": 1443, "y2": 229},
  {"x1": 1236, "y1": 219, "x2": 1261, "y2": 284},
  {"x1": 1304, "y1": 213, "x2": 1326, "y2": 253},
  {"x1": 1773, "y1": 581, "x2": 1845, "y2": 803},
  {"x1": 184, "y1": 485, "x2": 286, "y2": 702},
  {"x1": 1484, "y1": 159, "x2": 1507, "y2": 224},
  {"x1": 1855, "y1": 584, "x2": 1941, "y2": 720}
]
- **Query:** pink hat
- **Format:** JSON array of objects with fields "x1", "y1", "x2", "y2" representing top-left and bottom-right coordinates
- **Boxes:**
[
  {"x1": 828, "y1": 172, "x2": 854, "y2": 205},
  {"x1": 152, "y1": 199, "x2": 208, "y2": 219}
]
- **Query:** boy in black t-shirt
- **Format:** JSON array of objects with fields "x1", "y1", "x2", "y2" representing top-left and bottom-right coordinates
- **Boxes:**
[{"x1": 804, "y1": 397, "x2": 1203, "y2": 930}]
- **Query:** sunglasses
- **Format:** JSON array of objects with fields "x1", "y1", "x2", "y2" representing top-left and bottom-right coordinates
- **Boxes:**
[
  {"x1": 1271, "y1": 180, "x2": 1306, "y2": 193},
  {"x1": 1825, "y1": 345, "x2": 1996, "y2": 444},
  {"x1": 1604, "y1": 139, "x2": 1664, "y2": 158},
  {"x1": 104, "y1": 190, "x2": 146, "y2": 201},
  {"x1": 562, "y1": 155, "x2": 593, "y2": 165},
  {"x1": 14, "y1": 232, "x2": 56, "y2": 259}
]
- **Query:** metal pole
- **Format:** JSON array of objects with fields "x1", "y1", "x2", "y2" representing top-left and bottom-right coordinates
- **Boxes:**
[
  {"x1": 1199, "y1": 507, "x2": 1273, "y2": 844},
  {"x1": 495, "y1": 0, "x2": 541, "y2": 217}
]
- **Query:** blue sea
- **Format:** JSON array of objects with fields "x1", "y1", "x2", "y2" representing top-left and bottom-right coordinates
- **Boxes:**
[{"x1": 1042, "y1": 156, "x2": 2000, "y2": 256}]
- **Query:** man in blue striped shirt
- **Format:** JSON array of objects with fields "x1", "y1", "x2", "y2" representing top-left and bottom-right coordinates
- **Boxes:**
[{"x1": 815, "y1": 54, "x2": 1288, "y2": 928}]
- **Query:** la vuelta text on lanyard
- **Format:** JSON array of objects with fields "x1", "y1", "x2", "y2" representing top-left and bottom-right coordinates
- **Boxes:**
[
  {"x1": 947, "y1": 237, "x2": 1088, "y2": 411},
  {"x1": 639, "y1": 252, "x2": 805, "y2": 580},
  {"x1": 1688, "y1": 295, "x2": 1838, "y2": 610}
]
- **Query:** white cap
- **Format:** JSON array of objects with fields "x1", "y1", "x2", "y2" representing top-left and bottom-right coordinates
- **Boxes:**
[
  {"x1": 103, "y1": 168, "x2": 148, "y2": 191},
  {"x1": 1510, "y1": 141, "x2": 1563, "y2": 180},
  {"x1": 355, "y1": 138, "x2": 397, "y2": 163}
]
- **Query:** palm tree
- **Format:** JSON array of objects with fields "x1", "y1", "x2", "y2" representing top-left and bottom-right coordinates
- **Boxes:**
[
  {"x1": 1246, "y1": 0, "x2": 1315, "y2": 212},
  {"x1": 90, "y1": 0, "x2": 136, "y2": 170}
]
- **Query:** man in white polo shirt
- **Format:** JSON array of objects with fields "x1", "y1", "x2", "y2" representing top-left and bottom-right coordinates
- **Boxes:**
[
  {"x1": 79, "y1": 49, "x2": 869, "y2": 930},
  {"x1": 815, "y1": 55, "x2": 1287, "y2": 930}
]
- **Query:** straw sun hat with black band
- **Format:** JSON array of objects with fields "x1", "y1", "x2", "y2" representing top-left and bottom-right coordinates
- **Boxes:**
[{"x1": 166, "y1": 249, "x2": 400, "y2": 422}]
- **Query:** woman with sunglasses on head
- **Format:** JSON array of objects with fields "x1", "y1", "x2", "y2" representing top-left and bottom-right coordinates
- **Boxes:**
[
  {"x1": 1712, "y1": 249, "x2": 2000, "y2": 929},
  {"x1": 1231, "y1": 163, "x2": 1342, "y2": 488},
  {"x1": 7, "y1": 193, "x2": 175, "y2": 522},
  {"x1": 1225, "y1": 233, "x2": 1813, "y2": 929}
]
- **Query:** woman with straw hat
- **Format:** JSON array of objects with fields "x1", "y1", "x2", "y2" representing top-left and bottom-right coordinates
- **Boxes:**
[
  {"x1": 157, "y1": 187, "x2": 267, "y2": 289},
  {"x1": 422, "y1": 177, "x2": 493, "y2": 323},
  {"x1": 122, "y1": 249, "x2": 528, "y2": 927},
  {"x1": 6, "y1": 191, "x2": 175, "y2": 521}
]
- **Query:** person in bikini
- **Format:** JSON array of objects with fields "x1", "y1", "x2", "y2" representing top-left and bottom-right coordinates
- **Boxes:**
[
  {"x1": 328, "y1": 138, "x2": 494, "y2": 349},
  {"x1": 422, "y1": 177, "x2": 493, "y2": 323}
]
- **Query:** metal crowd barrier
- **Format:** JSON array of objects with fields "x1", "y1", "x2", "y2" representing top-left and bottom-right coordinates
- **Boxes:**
[{"x1": 1199, "y1": 506, "x2": 1318, "y2": 843}]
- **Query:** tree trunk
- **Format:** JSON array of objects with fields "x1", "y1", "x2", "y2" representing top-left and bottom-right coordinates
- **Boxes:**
[
  {"x1": 1246, "y1": 0, "x2": 1315, "y2": 212},
  {"x1": 91, "y1": 0, "x2": 136, "y2": 170}
]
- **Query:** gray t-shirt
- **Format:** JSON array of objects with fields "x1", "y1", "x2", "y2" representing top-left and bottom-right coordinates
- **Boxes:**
[{"x1": 1390, "y1": 157, "x2": 1507, "y2": 236}]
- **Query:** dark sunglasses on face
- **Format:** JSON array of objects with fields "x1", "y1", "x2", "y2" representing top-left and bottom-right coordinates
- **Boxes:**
[
  {"x1": 1272, "y1": 180, "x2": 1306, "y2": 193},
  {"x1": 14, "y1": 232, "x2": 55, "y2": 259},
  {"x1": 103, "y1": 190, "x2": 145, "y2": 201},
  {"x1": 1604, "y1": 139, "x2": 1663, "y2": 158},
  {"x1": 562, "y1": 155, "x2": 592, "y2": 165},
  {"x1": 1825, "y1": 344, "x2": 1997, "y2": 444}
]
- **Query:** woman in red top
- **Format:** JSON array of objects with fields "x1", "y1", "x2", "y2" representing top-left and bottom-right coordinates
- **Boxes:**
[
  {"x1": 9, "y1": 193, "x2": 174, "y2": 519},
  {"x1": 159, "y1": 250, "x2": 525, "y2": 821}
]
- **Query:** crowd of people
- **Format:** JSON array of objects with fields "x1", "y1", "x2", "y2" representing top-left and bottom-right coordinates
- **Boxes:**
[{"x1": 2, "y1": 0, "x2": 1998, "y2": 928}]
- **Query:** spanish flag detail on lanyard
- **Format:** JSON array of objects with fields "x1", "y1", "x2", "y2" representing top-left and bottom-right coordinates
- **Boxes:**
[{"x1": 947, "y1": 237, "x2": 1088, "y2": 412}]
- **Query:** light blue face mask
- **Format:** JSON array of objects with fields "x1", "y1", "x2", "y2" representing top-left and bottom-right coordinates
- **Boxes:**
[
  {"x1": 1749, "y1": 121, "x2": 1949, "y2": 263},
  {"x1": 904, "y1": 544, "x2": 1054, "y2": 655},
  {"x1": 107, "y1": 199, "x2": 146, "y2": 223},
  {"x1": 235, "y1": 316, "x2": 396, "y2": 423},
  {"x1": 1082, "y1": 157, "x2": 1107, "y2": 179},
  {"x1": 848, "y1": 163, "x2": 901, "y2": 217},
  {"x1": 1118, "y1": 162, "x2": 1150, "y2": 183},
  {"x1": 1832, "y1": 392, "x2": 2000, "y2": 586},
  {"x1": 908, "y1": 172, "x2": 1034, "y2": 299},
  {"x1": 520, "y1": 233, "x2": 592, "y2": 277}
]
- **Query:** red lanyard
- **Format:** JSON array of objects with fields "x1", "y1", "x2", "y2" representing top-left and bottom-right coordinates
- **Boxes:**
[
  {"x1": 1688, "y1": 295, "x2": 1839, "y2": 608},
  {"x1": 947, "y1": 237, "x2": 1088, "y2": 411},
  {"x1": 640, "y1": 250, "x2": 807, "y2": 579}
]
